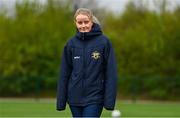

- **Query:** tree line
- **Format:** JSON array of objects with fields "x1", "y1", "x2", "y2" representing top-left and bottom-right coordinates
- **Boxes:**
[{"x1": 0, "y1": 0, "x2": 179, "y2": 100}]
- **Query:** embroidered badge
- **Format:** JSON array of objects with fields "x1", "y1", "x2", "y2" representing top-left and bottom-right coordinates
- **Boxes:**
[{"x1": 91, "y1": 51, "x2": 101, "y2": 60}]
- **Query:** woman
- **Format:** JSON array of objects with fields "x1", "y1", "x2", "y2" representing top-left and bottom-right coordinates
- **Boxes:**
[{"x1": 57, "y1": 8, "x2": 117, "y2": 117}]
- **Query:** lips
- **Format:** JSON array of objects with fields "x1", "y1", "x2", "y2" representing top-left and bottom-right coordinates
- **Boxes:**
[{"x1": 79, "y1": 27, "x2": 89, "y2": 32}]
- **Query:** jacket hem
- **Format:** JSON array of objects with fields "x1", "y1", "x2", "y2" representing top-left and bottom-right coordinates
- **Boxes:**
[{"x1": 67, "y1": 101, "x2": 103, "y2": 107}]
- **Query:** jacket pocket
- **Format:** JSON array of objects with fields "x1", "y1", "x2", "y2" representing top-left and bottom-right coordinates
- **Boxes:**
[
  {"x1": 71, "y1": 72, "x2": 81, "y2": 80},
  {"x1": 68, "y1": 72, "x2": 82, "y2": 90},
  {"x1": 68, "y1": 72, "x2": 82, "y2": 102}
]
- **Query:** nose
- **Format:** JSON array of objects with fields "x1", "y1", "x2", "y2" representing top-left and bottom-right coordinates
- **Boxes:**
[{"x1": 82, "y1": 22, "x2": 86, "y2": 27}]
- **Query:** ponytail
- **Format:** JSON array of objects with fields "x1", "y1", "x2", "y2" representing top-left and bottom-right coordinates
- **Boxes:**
[{"x1": 92, "y1": 15, "x2": 101, "y2": 25}]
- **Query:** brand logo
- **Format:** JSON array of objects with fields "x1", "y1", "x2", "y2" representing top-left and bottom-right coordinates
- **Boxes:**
[
  {"x1": 74, "y1": 56, "x2": 80, "y2": 59},
  {"x1": 91, "y1": 51, "x2": 101, "y2": 60}
]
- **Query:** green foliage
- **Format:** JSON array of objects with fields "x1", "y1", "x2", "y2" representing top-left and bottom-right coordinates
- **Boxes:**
[
  {"x1": 0, "y1": 1, "x2": 179, "y2": 99},
  {"x1": 0, "y1": 1, "x2": 74, "y2": 96},
  {"x1": 104, "y1": 1, "x2": 180, "y2": 100}
]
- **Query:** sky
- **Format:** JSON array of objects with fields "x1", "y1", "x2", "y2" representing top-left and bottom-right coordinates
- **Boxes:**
[
  {"x1": 1, "y1": 0, "x2": 180, "y2": 15},
  {"x1": 97, "y1": 0, "x2": 180, "y2": 14},
  {"x1": 97, "y1": 0, "x2": 130, "y2": 14}
]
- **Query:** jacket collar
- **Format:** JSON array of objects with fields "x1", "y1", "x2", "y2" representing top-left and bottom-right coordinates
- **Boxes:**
[{"x1": 75, "y1": 23, "x2": 102, "y2": 40}]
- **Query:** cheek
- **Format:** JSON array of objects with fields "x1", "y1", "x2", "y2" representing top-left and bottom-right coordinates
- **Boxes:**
[
  {"x1": 75, "y1": 23, "x2": 80, "y2": 28},
  {"x1": 88, "y1": 23, "x2": 93, "y2": 29}
]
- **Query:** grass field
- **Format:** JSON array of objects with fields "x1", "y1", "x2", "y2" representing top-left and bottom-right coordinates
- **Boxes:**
[{"x1": 0, "y1": 98, "x2": 180, "y2": 117}]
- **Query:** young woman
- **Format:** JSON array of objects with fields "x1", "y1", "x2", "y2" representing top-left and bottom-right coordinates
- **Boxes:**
[{"x1": 57, "y1": 8, "x2": 118, "y2": 117}]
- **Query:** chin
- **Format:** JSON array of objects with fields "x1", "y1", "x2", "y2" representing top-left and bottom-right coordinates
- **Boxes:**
[{"x1": 80, "y1": 31, "x2": 89, "y2": 33}]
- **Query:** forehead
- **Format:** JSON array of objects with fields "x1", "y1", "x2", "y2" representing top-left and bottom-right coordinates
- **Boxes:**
[{"x1": 76, "y1": 14, "x2": 90, "y2": 21}]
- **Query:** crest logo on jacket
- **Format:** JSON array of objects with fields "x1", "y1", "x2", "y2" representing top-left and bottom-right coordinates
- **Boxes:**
[{"x1": 91, "y1": 51, "x2": 101, "y2": 60}]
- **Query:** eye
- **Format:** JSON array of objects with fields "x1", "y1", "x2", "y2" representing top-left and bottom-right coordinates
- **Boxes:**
[
  {"x1": 77, "y1": 21, "x2": 83, "y2": 25},
  {"x1": 76, "y1": 20, "x2": 90, "y2": 25},
  {"x1": 84, "y1": 21, "x2": 89, "y2": 24}
]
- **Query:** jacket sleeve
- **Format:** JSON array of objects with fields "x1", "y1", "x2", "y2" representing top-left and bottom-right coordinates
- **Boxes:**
[
  {"x1": 104, "y1": 40, "x2": 118, "y2": 110},
  {"x1": 56, "y1": 44, "x2": 72, "y2": 111}
]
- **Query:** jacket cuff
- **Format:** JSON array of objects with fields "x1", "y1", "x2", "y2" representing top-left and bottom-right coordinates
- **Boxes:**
[
  {"x1": 104, "y1": 106, "x2": 114, "y2": 111},
  {"x1": 56, "y1": 102, "x2": 66, "y2": 111},
  {"x1": 56, "y1": 107, "x2": 65, "y2": 111}
]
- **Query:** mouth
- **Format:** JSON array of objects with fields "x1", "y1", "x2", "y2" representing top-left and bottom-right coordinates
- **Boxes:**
[{"x1": 79, "y1": 28, "x2": 89, "y2": 32}]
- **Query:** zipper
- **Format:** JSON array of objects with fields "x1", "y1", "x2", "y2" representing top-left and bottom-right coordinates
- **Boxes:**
[
  {"x1": 82, "y1": 33, "x2": 86, "y2": 100},
  {"x1": 82, "y1": 32, "x2": 85, "y2": 40}
]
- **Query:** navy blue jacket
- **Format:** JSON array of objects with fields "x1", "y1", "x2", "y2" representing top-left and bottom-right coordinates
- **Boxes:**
[{"x1": 57, "y1": 23, "x2": 117, "y2": 111}]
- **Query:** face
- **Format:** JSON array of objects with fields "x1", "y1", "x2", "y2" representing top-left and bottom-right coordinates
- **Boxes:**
[{"x1": 75, "y1": 14, "x2": 93, "y2": 32}]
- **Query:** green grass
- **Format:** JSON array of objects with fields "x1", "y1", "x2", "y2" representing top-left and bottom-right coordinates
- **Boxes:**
[{"x1": 0, "y1": 98, "x2": 180, "y2": 117}]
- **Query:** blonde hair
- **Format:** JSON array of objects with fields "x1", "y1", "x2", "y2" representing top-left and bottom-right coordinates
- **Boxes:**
[{"x1": 74, "y1": 8, "x2": 100, "y2": 25}]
